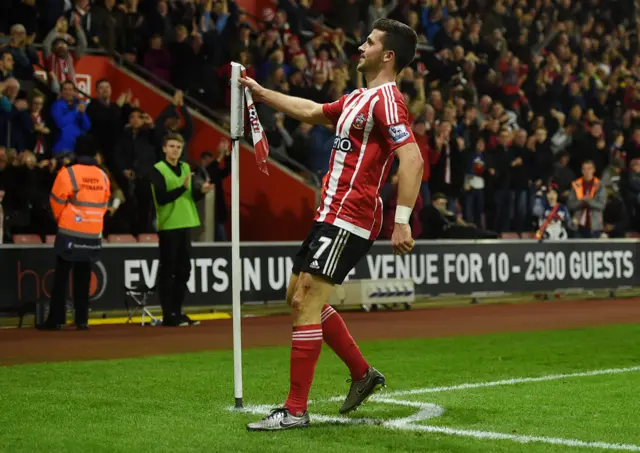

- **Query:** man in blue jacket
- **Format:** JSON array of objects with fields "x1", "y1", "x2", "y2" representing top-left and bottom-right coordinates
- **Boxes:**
[{"x1": 50, "y1": 80, "x2": 91, "y2": 155}]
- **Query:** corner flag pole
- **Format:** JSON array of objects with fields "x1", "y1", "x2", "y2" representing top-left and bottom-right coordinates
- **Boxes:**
[{"x1": 230, "y1": 62, "x2": 244, "y2": 409}]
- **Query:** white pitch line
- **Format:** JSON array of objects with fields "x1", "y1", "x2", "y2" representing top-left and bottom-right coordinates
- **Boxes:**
[
  {"x1": 384, "y1": 365, "x2": 640, "y2": 397},
  {"x1": 232, "y1": 366, "x2": 640, "y2": 451},
  {"x1": 383, "y1": 423, "x2": 640, "y2": 452},
  {"x1": 234, "y1": 402, "x2": 640, "y2": 451}
]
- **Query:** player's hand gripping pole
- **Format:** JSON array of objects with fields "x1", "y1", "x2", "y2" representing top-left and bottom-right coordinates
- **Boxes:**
[{"x1": 230, "y1": 62, "x2": 244, "y2": 409}]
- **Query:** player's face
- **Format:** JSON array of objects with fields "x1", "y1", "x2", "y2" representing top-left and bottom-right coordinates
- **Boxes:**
[
  {"x1": 163, "y1": 139, "x2": 183, "y2": 161},
  {"x1": 546, "y1": 189, "x2": 558, "y2": 205},
  {"x1": 357, "y1": 29, "x2": 389, "y2": 73}
]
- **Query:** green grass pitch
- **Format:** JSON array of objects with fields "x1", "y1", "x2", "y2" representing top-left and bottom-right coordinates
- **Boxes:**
[{"x1": 1, "y1": 323, "x2": 639, "y2": 452}]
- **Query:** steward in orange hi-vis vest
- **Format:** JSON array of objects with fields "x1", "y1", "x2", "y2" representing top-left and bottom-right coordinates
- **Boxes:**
[
  {"x1": 38, "y1": 136, "x2": 111, "y2": 331},
  {"x1": 50, "y1": 155, "x2": 111, "y2": 251}
]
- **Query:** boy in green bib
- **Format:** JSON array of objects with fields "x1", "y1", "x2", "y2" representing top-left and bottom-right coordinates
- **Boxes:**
[{"x1": 150, "y1": 133, "x2": 214, "y2": 326}]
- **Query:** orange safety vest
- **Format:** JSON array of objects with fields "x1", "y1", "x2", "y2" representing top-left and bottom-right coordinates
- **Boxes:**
[
  {"x1": 571, "y1": 177, "x2": 600, "y2": 200},
  {"x1": 49, "y1": 164, "x2": 111, "y2": 239}
]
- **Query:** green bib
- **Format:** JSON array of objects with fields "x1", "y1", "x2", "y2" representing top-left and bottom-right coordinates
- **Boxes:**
[{"x1": 152, "y1": 161, "x2": 200, "y2": 231}]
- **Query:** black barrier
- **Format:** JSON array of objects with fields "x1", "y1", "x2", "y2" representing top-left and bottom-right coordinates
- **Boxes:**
[{"x1": 0, "y1": 239, "x2": 638, "y2": 310}]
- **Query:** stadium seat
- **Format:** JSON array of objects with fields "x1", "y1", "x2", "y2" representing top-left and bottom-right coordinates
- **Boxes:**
[
  {"x1": 12, "y1": 234, "x2": 43, "y2": 244},
  {"x1": 45, "y1": 234, "x2": 106, "y2": 245},
  {"x1": 520, "y1": 232, "x2": 535, "y2": 239},
  {"x1": 107, "y1": 234, "x2": 137, "y2": 243},
  {"x1": 137, "y1": 233, "x2": 159, "y2": 243},
  {"x1": 625, "y1": 232, "x2": 640, "y2": 238},
  {"x1": 500, "y1": 232, "x2": 520, "y2": 240}
]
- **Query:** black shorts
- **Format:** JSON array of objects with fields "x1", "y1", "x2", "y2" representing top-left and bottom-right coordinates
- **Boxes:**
[{"x1": 292, "y1": 222, "x2": 374, "y2": 285}]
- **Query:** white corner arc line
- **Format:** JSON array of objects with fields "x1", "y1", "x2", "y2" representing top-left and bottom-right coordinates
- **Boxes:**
[
  {"x1": 234, "y1": 366, "x2": 640, "y2": 451},
  {"x1": 384, "y1": 365, "x2": 640, "y2": 397}
]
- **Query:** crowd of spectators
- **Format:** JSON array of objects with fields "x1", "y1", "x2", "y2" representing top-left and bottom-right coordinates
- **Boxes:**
[{"x1": 1, "y1": 0, "x2": 640, "y2": 242}]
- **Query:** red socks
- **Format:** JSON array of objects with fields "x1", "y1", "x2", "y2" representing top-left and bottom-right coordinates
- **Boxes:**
[
  {"x1": 321, "y1": 304, "x2": 370, "y2": 381},
  {"x1": 284, "y1": 324, "x2": 322, "y2": 416},
  {"x1": 283, "y1": 307, "x2": 369, "y2": 415}
]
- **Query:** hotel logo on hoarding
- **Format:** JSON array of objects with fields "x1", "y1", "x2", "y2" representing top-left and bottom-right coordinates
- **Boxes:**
[{"x1": 17, "y1": 259, "x2": 107, "y2": 302}]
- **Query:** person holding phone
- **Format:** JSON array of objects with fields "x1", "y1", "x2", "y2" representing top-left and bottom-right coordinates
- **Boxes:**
[{"x1": 150, "y1": 133, "x2": 213, "y2": 327}]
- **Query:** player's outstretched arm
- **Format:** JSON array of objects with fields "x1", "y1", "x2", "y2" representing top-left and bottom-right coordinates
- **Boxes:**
[
  {"x1": 238, "y1": 76, "x2": 331, "y2": 126},
  {"x1": 392, "y1": 143, "x2": 423, "y2": 255}
]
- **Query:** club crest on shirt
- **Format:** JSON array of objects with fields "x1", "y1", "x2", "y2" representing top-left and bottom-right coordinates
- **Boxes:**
[
  {"x1": 353, "y1": 113, "x2": 367, "y2": 130},
  {"x1": 388, "y1": 124, "x2": 410, "y2": 143}
]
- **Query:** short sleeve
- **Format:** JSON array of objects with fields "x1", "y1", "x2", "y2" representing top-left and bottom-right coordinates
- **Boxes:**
[
  {"x1": 373, "y1": 86, "x2": 416, "y2": 153},
  {"x1": 322, "y1": 95, "x2": 347, "y2": 126}
]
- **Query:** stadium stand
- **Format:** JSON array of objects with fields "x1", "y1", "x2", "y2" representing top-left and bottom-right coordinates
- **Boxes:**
[{"x1": 1, "y1": 0, "x2": 639, "y2": 242}]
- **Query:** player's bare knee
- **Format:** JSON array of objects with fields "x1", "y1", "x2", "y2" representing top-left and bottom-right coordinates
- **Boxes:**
[
  {"x1": 290, "y1": 292, "x2": 306, "y2": 315},
  {"x1": 285, "y1": 275, "x2": 299, "y2": 307},
  {"x1": 291, "y1": 274, "x2": 313, "y2": 313}
]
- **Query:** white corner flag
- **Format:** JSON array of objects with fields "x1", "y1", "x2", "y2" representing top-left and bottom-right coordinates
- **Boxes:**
[
  {"x1": 230, "y1": 62, "x2": 245, "y2": 409},
  {"x1": 229, "y1": 62, "x2": 272, "y2": 409}
]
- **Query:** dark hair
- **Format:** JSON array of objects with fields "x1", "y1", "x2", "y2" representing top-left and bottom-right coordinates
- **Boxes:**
[
  {"x1": 28, "y1": 88, "x2": 45, "y2": 104},
  {"x1": 61, "y1": 80, "x2": 76, "y2": 90},
  {"x1": 52, "y1": 37, "x2": 68, "y2": 48},
  {"x1": 163, "y1": 132, "x2": 184, "y2": 147},
  {"x1": 371, "y1": 18, "x2": 418, "y2": 73},
  {"x1": 96, "y1": 78, "x2": 110, "y2": 88},
  {"x1": 75, "y1": 134, "x2": 98, "y2": 157}
]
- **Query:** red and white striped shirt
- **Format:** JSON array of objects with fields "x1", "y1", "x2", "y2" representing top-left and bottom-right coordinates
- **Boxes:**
[
  {"x1": 45, "y1": 53, "x2": 77, "y2": 85},
  {"x1": 310, "y1": 57, "x2": 334, "y2": 74},
  {"x1": 318, "y1": 82, "x2": 416, "y2": 240}
]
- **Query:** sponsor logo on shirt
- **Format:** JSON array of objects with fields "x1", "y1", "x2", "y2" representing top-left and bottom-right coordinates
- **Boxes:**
[
  {"x1": 388, "y1": 124, "x2": 410, "y2": 144},
  {"x1": 333, "y1": 137, "x2": 353, "y2": 153}
]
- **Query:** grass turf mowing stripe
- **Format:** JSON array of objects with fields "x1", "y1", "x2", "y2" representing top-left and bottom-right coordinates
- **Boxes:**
[
  {"x1": 321, "y1": 365, "x2": 640, "y2": 403},
  {"x1": 381, "y1": 365, "x2": 640, "y2": 397}
]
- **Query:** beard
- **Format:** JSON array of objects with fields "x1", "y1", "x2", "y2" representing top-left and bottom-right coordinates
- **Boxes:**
[
  {"x1": 357, "y1": 56, "x2": 370, "y2": 73},
  {"x1": 357, "y1": 54, "x2": 383, "y2": 74}
]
